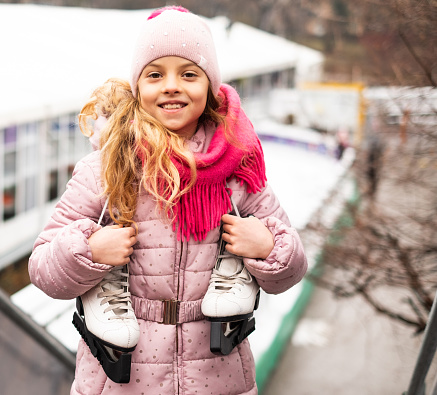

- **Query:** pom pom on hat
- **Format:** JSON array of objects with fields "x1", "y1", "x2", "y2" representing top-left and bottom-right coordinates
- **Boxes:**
[
  {"x1": 147, "y1": 5, "x2": 190, "y2": 20},
  {"x1": 130, "y1": 6, "x2": 221, "y2": 97}
]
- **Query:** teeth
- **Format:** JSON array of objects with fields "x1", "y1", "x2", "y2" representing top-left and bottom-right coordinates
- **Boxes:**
[{"x1": 162, "y1": 103, "x2": 184, "y2": 109}]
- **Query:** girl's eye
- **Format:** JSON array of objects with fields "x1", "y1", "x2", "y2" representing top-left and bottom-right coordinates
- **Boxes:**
[
  {"x1": 183, "y1": 72, "x2": 197, "y2": 78},
  {"x1": 147, "y1": 72, "x2": 161, "y2": 79}
]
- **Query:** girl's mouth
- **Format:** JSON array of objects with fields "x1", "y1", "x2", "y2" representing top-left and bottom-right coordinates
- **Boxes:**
[{"x1": 160, "y1": 103, "x2": 187, "y2": 110}]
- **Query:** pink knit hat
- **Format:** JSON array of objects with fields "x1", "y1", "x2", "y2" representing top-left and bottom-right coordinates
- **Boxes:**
[{"x1": 130, "y1": 6, "x2": 221, "y2": 97}]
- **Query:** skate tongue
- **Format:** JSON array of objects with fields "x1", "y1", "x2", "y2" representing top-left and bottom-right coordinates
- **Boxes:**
[{"x1": 217, "y1": 256, "x2": 243, "y2": 277}]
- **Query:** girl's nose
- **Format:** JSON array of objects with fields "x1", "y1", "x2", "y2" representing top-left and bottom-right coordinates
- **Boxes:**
[{"x1": 162, "y1": 75, "x2": 180, "y2": 94}]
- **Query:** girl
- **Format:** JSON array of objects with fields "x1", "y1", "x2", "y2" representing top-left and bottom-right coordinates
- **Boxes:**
[{"x1": 29, "y1": 6, "x2": 307, "y2": 394}]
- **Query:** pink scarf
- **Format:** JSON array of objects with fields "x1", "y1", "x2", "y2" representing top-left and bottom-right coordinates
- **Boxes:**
[{"x1": 171, "y1": 84, "x2": 267, "y2": 241}]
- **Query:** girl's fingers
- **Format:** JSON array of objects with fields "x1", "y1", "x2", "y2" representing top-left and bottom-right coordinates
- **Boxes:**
[
  {"x1": 224, "y1": 242, "x2": 236, "y2": 255},
  {"x1": 221, "y1": 214, "x2": 238, "y2": 225},
  {"x1": 221, "y1": 232, "x2": 231, "y2": 243},
  {"x1": 107, "y1": 224, "x2": 123, "y2": 229},
  {"x1": 126, "y1": 226, "x2": 137, "y2": 236},
  {"x1": 220, "y1": 215, "x2": 274, "y2": 259},
  {"x1": 222, "y1": 214, "x2": 243, "y2": 236},
  {"x1": 126, "y1": 247, "x2": 134, "y2": 258},
  {"x1": 221, "y1": 223, "x2": 232, "y2": 235},
  {"x1": 88, "y1": 224, "x2": 138, "y2": 266}
]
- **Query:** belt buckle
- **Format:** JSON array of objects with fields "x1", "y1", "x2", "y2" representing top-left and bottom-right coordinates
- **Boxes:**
[{"x1": 162, "y1": 300, "x2": 179, "y2": 325}]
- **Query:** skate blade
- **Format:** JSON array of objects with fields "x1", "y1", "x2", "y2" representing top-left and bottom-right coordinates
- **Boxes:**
[
  {"x1": 209, "y1": 316, "x2": 256, "y2": 356},
  {"x1": 72, "y1": 307, "x2": 133, "y2": 383},
  {"x1": 206, "y1": 311, "x2": 253, "y2": 323}
]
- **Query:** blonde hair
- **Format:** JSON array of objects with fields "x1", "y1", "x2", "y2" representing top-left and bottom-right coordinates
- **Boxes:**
[{"x1": 78, "y1": 78, "x2": 226, "y2": 226}]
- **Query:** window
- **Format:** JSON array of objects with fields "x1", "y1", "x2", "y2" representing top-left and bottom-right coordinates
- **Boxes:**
[
  {"x1": 25, "y1": 176, "x2": 37, "y2": 211},
  {"x1": 4, "y1": 126, "x2": 17, "y2": 146},
  {"x1": 271, "y1": 71, "x2": 280, "y2": 88},
  {"x1": 1, "y1": 113, "x2": 90, "y2": 224},
  {"x1": 4, "y1": 151, "x2": 16, "y2": 179},
  {"x1": 24, "y1": 144, "x2": 38, "y2": 172},
  {"x1": 287, "y1": 68, "x2": 296, "y2": 88},
  {"x1": 48, "y1": 170, "x2": 59, "y2": 201},
  {"x1": 3, "y1": 186, "x2": 15, "y2": 221},
  {"x1": 69, "y1": 115, "x2": 78, "y2": 158},
  {"x1": 67, "y1": 164, "x2": 75, "y2": 181},
  {"x1": 253, "y1": 75, "x2": 263, "y2": 94}
]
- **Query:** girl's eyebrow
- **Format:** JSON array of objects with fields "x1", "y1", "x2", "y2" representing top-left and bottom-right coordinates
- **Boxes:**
[
  {"x1": 145, "y1": 61, "x2": 199, "y2": 70},
  {"x1": 179, "y1": 61, "x2": 199, "y2": 69},
  {"x1": 145, "y1": 62, "x2": 160, "y2": 68}
]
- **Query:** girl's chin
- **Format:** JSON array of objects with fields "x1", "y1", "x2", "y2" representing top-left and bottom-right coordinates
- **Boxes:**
[{"x1": 162, "y1": 123, "x2": 197, "y2": 139}]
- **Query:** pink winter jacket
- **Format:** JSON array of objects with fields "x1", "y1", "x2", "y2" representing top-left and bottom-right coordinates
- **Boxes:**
[{"x1": 29, "y1": 128, "x2": 307, "y2": 394}]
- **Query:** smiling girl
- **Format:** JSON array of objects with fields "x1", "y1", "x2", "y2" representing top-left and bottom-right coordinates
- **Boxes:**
[
  {"x1": 138, "y1": 57, "x2": 209, "y2": 138},
  {"x1": 29, "y1": 6, "x2": 307, "y2": 394}
]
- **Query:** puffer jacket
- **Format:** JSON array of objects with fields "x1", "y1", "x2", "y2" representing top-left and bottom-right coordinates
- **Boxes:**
[{"x1": 29, "y1": 132, "x2": 307, "y2": 394}]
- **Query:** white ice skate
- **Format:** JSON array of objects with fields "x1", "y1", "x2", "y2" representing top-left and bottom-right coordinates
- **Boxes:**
[
  {"x1": 72, "y1": 198, "x2": 139, "y2": 383},
  {"x1": 201, "y1": 248, "x2": 260, "y2": 321},
  {"x1": 73, "y1": 264, "x2": 140, "y2": 383},
  {"x1": 201, "y1": 196, "x2": 260, "y2": 355}
]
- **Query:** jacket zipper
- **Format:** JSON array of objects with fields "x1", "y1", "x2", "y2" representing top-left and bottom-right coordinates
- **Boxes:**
[{"x1": 175, "y1": 239, "x2": 184, "y2": 394}]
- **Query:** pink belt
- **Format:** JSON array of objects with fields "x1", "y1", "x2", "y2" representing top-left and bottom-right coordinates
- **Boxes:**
[{"x1": 131, "y1": 295, "x2": 205, "y2": 325}]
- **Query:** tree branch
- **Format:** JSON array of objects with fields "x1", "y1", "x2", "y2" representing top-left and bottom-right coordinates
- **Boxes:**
[{"x1": 398, "y1": 29, "x2": 437, "y2": 87}]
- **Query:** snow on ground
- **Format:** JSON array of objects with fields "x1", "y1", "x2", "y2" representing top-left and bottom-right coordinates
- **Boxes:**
[
  {"x1": 249, "y1": 136, "x2": 354, "y2": 361},
  {"x1": 262, "y1": 140, "x2": 346, "y2": 230}
]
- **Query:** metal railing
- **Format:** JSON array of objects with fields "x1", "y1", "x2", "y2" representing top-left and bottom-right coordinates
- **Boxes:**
[
  {"x1": 0, "y1": 287, "x2": 76, "y2": 371},
  {"x1": 405, "y1": 291, "x2": 437, "y2": 395}
]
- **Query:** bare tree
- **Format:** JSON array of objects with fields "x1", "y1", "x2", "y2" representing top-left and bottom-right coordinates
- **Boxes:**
[{"x1": 308, "y1": 0, "x2": 437, "y2": 333}]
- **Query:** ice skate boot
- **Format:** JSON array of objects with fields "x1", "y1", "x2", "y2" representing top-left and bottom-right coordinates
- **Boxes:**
[
  {"x1": 201, "y1": 234, "x2": 260, "y2": 356},
  {"x1": 73, "y1": 264, "x2": 140, "y2": 383}
]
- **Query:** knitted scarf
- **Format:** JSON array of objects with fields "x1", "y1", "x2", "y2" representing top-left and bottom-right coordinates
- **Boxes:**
[{"x1": 168, "y1": 84, "x2": 266, "y2": 241}]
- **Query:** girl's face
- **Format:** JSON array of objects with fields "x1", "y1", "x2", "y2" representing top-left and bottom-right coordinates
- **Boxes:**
[{"x1": 138, "y1": 56, "x2": 209, "y2": 139}]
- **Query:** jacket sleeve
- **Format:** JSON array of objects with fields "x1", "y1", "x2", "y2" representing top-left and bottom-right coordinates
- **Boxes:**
[
  {"x1": 28, "y1": 153, "x2": 113, "y2": 300},
  {"x1": 237, "y1": 182, "x2": 308, "y2": 294}
]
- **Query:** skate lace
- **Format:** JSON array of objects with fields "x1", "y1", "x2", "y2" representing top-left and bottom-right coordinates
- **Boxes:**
[
  {"x1": 209, "y1": 193, "x2": 252, "y2": 295},
  {"x1": 209, "y1": 253, "x2": 251, "y2": 295},
  {"x1": 97, "y1": 266, "x2": 134, "y2": 320}
]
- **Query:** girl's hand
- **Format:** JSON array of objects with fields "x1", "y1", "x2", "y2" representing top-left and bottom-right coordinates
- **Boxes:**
[
  {"x1": 88, "y1": 225, "x2": 137, "y2": 266},
  {"x1": 221, "y1": 214, "x2": 274, "y2": 260}
]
